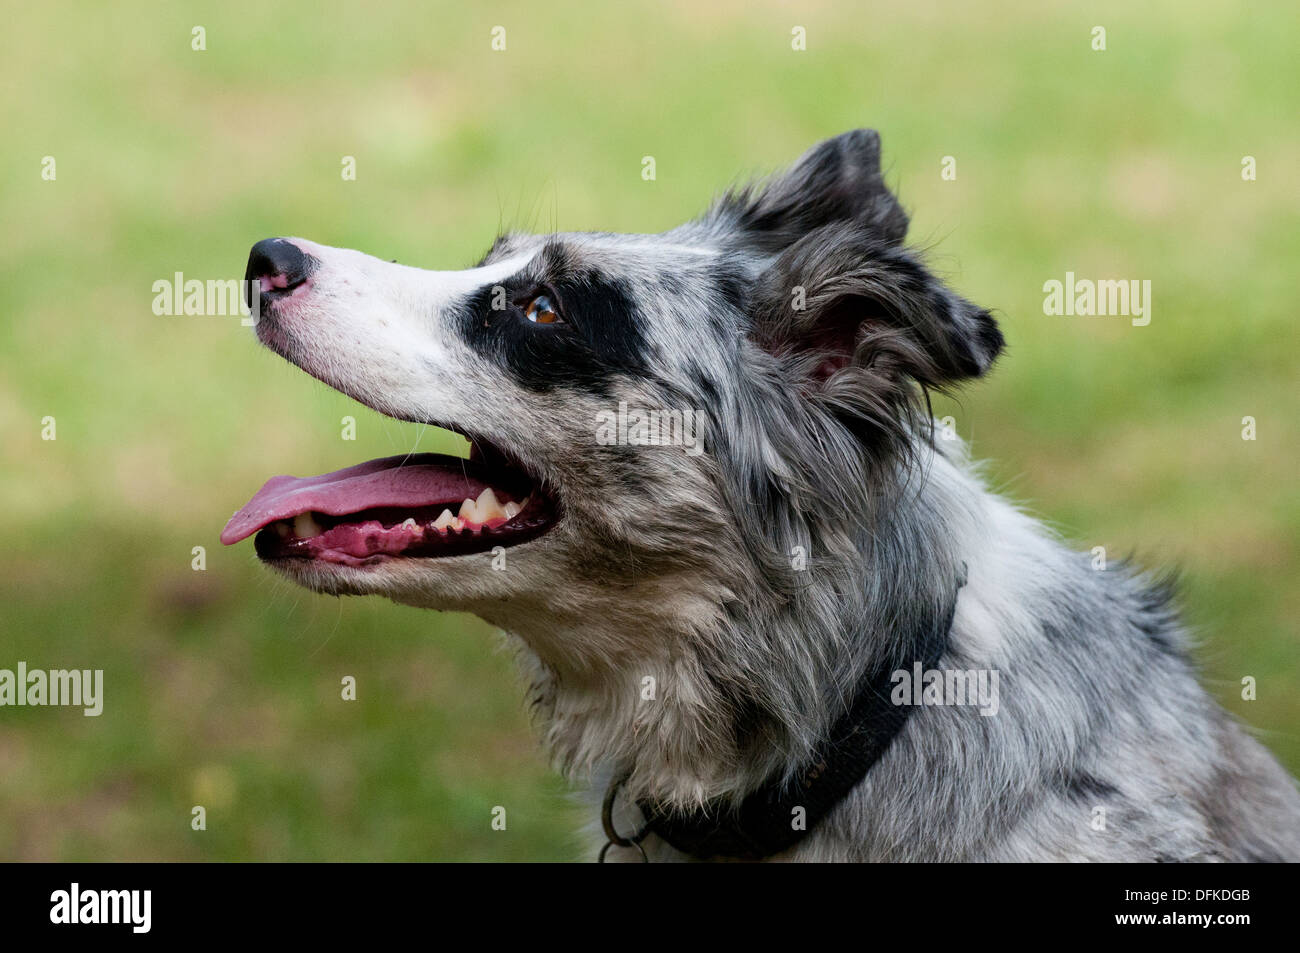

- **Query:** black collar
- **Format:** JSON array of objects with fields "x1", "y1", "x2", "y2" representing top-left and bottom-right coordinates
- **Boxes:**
[{"x1": 602, "y1": 571, "x2": 963, "y2": 861}]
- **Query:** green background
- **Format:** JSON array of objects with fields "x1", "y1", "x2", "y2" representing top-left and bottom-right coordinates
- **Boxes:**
[{"x1": 1, "y1": 1, "x2": 1295, "y2": 860}]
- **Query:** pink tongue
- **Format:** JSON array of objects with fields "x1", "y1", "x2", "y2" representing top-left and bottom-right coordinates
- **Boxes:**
[{"x1": 220, "y1": 453, "x2": 488, "y2": 545}]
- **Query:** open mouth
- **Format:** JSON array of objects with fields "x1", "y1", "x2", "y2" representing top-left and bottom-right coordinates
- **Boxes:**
[{"x1": 220, "y1": 441, "x2": 557, "y2": 566}]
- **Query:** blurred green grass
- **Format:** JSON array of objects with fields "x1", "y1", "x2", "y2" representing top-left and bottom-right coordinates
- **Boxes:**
[{"x1": 1, "y1": 0, "x2": 1296, "y2": 860}]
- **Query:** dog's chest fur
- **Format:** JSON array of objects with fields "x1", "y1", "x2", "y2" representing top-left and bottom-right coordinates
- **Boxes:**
[{"x1": 513, "y1": 449, "x2": 1300, "y2": 862}]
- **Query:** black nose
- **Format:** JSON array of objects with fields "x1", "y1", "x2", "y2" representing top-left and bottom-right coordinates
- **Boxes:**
[{"x1": 245, "y1": 238, "x2": 315, "y2": 311}]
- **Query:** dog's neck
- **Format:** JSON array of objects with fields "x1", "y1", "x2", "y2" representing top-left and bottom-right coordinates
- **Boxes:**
[{"x1": 484, "y1": 445, "x2": 984, "y2": 810}]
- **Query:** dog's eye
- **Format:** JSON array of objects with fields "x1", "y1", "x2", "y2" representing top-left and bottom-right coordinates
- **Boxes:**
[{"x1": 523, "y1": 294, "x2": 562, "y2": 325}]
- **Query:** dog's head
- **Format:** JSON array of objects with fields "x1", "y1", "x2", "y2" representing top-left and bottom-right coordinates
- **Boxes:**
[{"x1": 223, "y1": 130, "x2": 1001, "y2": 665}]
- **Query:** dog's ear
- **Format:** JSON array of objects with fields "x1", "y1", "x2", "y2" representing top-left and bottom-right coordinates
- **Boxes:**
[
  {"x1": 715, "y1": 130, "x2": 909, "y2": 251},
  {"x1": 750, "y1": 221, "x2": 1004, "y2": 396}
]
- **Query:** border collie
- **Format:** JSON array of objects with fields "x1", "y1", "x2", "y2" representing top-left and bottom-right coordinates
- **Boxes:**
[{"x1": 222, "y1": 130, "x2": 1300, "y2": 861}]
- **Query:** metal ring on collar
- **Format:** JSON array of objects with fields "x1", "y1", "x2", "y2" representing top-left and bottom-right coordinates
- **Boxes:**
[{"x1": 598, "y1": 773, "x2": 649, "y2": 863}]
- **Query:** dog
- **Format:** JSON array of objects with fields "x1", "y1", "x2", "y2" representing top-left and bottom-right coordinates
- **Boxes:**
[{"x1": 222, "y1": 130, "x2": 1300, "y2": 861}]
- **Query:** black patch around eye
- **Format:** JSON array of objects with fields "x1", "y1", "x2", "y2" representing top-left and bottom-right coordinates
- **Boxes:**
[{"x1": 451, "y1": 269, "x2": 652, "y2": 395}]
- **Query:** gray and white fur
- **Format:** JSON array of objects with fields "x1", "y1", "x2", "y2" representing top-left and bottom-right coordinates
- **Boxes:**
[{"x1": 240, "y1": 130, "x2": 1300, "y2": 861}]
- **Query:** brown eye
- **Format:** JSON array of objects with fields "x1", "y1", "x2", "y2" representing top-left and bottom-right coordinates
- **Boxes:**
[{"x1": 523, "y1": 293, "x2": 562, "y2": 324}]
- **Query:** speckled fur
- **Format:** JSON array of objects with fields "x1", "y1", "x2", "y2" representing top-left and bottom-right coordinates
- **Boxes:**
[{"x1": 244, "y1": 131, "x2": 1300, "y2": 862}]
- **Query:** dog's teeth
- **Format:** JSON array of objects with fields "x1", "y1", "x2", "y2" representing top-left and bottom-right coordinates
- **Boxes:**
[
  {"x1": 399, "y1": 518, "x2": 418, "y2": 531},
  {"x1": 503, "y1": 502, "x2": 521, "y2": 519},
  {"x1": 293, "y1": 512, "x2": 323, "y2": 538},
  {"x1": 451, "y1": 517, "x2": 466, "y2": 531},
  {"x1": 432, "y1": 508, "x2": 455, "y2": 531},
  {"x1": 458, "y1": 497, "x2": 478, "y2": 523},
  {"x1": 475, "y1": 487, "x2": 507, "y2": 521},
  {"x1": 274, "y1": 521, "x2": 290, "y2": 538}
]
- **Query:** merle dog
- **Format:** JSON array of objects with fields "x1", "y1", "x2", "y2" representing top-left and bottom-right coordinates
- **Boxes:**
[{"x1": 223, "y1": 130, "x2": 1300, "y2": 861}]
